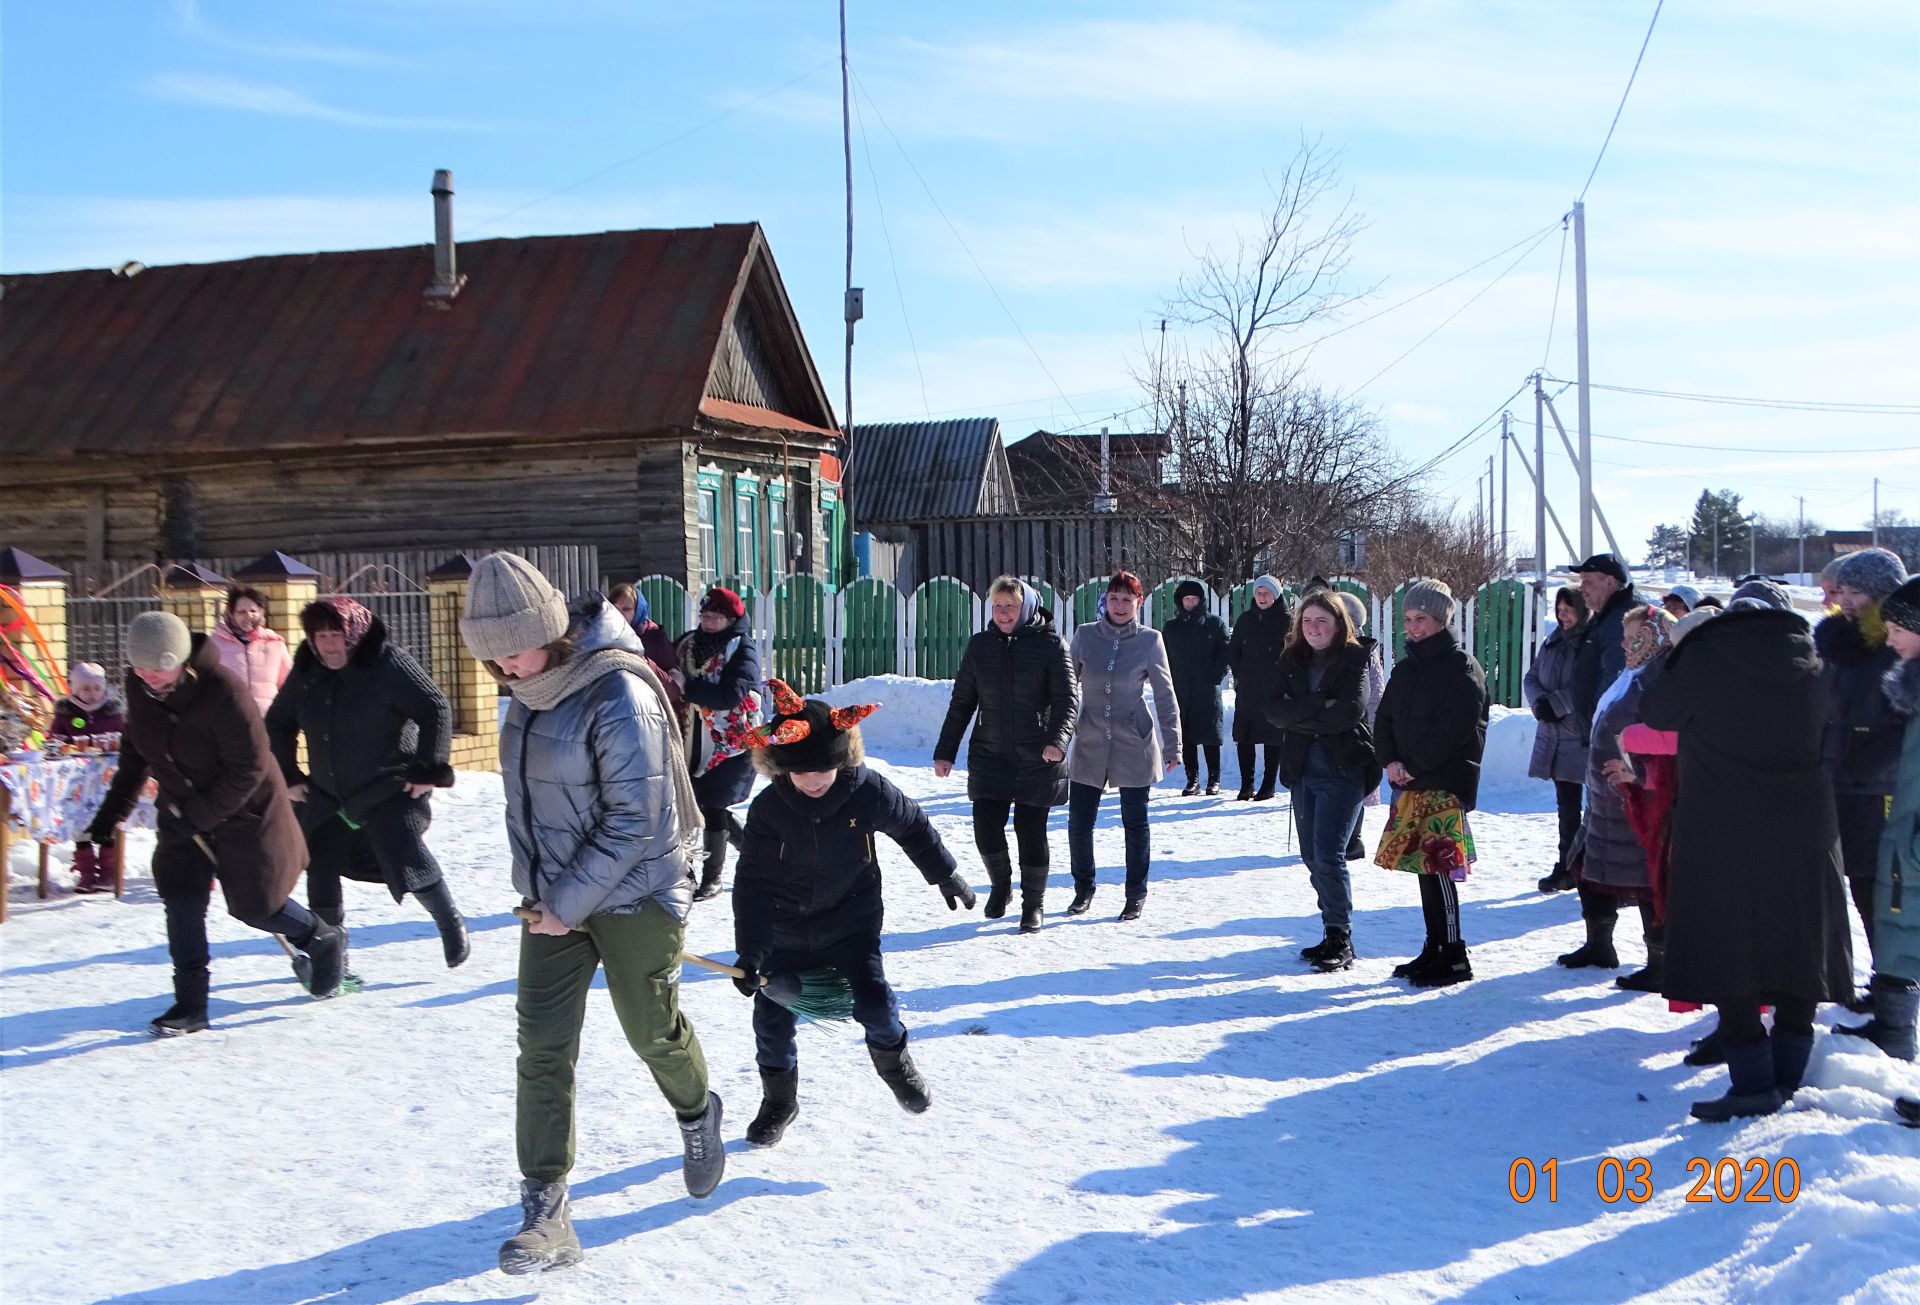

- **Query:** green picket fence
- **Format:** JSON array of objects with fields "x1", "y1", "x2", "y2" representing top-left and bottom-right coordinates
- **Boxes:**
[
  {"x1": 770, "y1": 574, "x2": 828, "y2": 694},
  {"x1": 840, "y1": 577, "x2": 899, "y2": 681},
  {"x1": 913, "y1": 578, "x2": 974, "y2": 679},
  {"x1": 1473, "y1": 577, "x2": 1531, "y2": 707},
  {"x1": 638, "y1": 574, "x2": 690, "y2": 636}
]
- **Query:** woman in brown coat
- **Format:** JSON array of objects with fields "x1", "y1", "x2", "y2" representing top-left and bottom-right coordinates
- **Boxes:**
[{"x1": 88, "y1": 612, "x2": 344, "y2": 1036}]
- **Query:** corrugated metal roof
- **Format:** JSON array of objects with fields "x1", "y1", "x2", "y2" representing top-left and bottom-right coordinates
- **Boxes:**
[
  {"x1": 847, "y1": 417, "x2": 1012, "y2": 523},
  {"x1": 1, "y1": 223, "x2": 837, "y2": 458}
]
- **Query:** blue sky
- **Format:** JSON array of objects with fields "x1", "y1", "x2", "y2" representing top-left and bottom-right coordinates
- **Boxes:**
[{"x1": 4, "y1": 0, "x2": 1915, "y2": 566}]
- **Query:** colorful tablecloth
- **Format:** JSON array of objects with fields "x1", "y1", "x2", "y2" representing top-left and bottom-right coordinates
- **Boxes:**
[{"x1": 0, "y1": 755, "x2": 158, "y2": 844}]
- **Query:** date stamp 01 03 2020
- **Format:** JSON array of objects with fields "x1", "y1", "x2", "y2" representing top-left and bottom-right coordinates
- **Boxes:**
[{"x1": 1507, "y1": 1156, "x2": 1802, "y2": 1206}]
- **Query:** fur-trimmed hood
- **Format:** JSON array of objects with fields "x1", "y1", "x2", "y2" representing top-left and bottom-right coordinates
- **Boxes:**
[
  {"x1": 751, "y1": 720, "x2": 865, "y2": 777},
  {"x1": 1885, "y1": 654, "x2": 1920, "y2": 719}
]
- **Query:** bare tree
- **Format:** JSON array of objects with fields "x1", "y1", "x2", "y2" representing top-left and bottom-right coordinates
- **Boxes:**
[
  {"x1": 1358, "y1": 494, "x2": 1505, "y2": 599},
  {"x1": 1137, "y1": 140, "x2": 1407, "y2": 584}
]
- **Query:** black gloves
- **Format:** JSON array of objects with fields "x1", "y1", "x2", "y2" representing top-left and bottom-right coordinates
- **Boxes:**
[
  {"x1": 1532, "y1": 698, "x2": 1560, "y2": 723},
  {"x1": 938, "y1": 872, "x2": 977, "y2": 911},
  {"x1": 732, "y1": 963, "x2": 763, "y2": 998}
]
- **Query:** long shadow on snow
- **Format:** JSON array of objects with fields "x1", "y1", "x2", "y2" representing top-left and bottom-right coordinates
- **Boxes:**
[
  {"x1": 92, "y1": 1151, "x2": 826, "y2": 1305},
  {"x1": 0, "y1": 910, "x2": 523, "y2": 979},
  {"x1": 985, "y1": 1022, "x2": 1732, "y2": 1304}
]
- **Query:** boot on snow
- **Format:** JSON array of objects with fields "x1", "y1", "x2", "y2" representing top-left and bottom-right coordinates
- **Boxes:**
[
  {"x1": 1304, "y1": 927, "x2": 1354, "y2": 973},
  {"x1": 149, "y1": 967, "x2": 210, "y2": 1037},
  {"x1": 870, "y1": 1034, "x2": 932, "y2": 1113},
  {"x1": 1066, "y1": 884, "x2": 1095, "y2": 916},
  {"x1": 301, "y1": 919, "x2": 348, "y2": 999},
  {"x1": 981, "y1": 851, "x2": 1014, "y2": 920},
  {"x1": 416, "y1": 880, "x2": 471, "y2": 968},
  {"x1": 1018, "y1": 864, "x2": 1048, "y2": 934},
  {"x1": 1181, "y1": 776, "x2": 1201, "y2": 797},
  {"x1": 1345, "y1": 830, "x2": 1365, "y2": 862},
  {"x1": 693, "y1": 828, "x2": 728, "y2": 902},
  {"x1": 1690, "y1": 1036, "x2": 1783, "y2": 1123},
  {"x1": 1837, "y1": 977, "x2": 1920, "y2": 1061},
  {"x1": 1615, "y1": 932, "x2": 1664, "y2": 992},
  {"x1": 1206, "y1": 777, "x2": 1222, "y2": 797},
  {"x1": 747, "y1": 1067, "x2": 799, "y2": 1146},
  {"x1": 72, "y1": 844, "x2": 107, "y2": 894},
  {"x1": 1393, "y1": 940, "x2": 1439, "y2": 979},
  {"x1": 677, "y1": 1092, "x2": 726, "y2": 1198},
  {"x1": 1685, "y1": 1026, "x2": 1728, "y2": 1067},
  {"x1": 1409, "y1": 941, "x2": 1473, "y2": 989},
  {"x1": 1537, "y1": 862, "x2": 1577, "y2": 893},
  {"x1": 498, "y1": 1178, "x2": 583, "y2": 1275},
  {"x1": 1118, "y1": 897, "x2": 1145, "y2": 923},
  {"x1": 1771, "y1": 1029, "x2": 1815, "y2": 1098},
  {"x1": 1557, "y1": 917, "x2": 1620, "y2": 969}
]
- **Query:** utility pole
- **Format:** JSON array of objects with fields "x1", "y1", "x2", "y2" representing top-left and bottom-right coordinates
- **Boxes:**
[
  {"x1": 1745, "y1": 512, "x2": 1757, "y2": 578},
  {"x1": 1534, "y1": 374, "x2": 1547, "y2": 595},
  {"x1": 1500, "y1": 412, "x2": 1510, "y2": 573},
  {"x1": 1712, "y1": 516, "x2": 1719, "y2": 581},
  {"x1": 838, "y1": 0, "x2": 861, "y2": 580},
  {"x1": 1572, "y1": 200, "x2": 1594, "y2": 558},
  {"x1": 1873, "y1": 477, "x2": 1881, "y2": 546},
  {"x1": 1798, "y1": 495, "x2": 1806, "y2": 580}
]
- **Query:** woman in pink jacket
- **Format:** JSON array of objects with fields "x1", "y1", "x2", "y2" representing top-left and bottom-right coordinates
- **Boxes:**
[{"x1": 209, "y1": 585, "x2": 293, "y2": 715}]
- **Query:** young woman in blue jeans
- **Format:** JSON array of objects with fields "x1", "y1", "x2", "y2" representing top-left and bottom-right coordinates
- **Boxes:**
[{"x1": 1266, "y1": 591, "x2": 1380, "y2": 972}]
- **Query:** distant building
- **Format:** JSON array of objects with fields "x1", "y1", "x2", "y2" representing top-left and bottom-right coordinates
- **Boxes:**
[{"x1": 1004, "y1": 429, "x2": 1172, "y2": 514}]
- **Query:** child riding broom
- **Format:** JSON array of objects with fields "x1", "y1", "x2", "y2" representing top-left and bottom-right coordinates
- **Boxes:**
[{"x1": 733, "y1": 679, "x2": 977, "y2": 1145}]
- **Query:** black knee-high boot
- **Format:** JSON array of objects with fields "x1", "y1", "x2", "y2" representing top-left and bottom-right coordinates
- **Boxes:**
[
  {"x1": 694, "y1": 828, "x2": 728, "y2": 902},
  {"x1": 414, "y1": 879, "x2": 470, "y2": 967}
]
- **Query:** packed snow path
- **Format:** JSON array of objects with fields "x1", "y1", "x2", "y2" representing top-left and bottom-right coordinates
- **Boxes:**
[{"x1": 4, "y1": 682, "x2": 1917, "y2": 1304}]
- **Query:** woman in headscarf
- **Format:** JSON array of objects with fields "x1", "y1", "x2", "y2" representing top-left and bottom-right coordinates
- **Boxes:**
[
  {"x1": 1525, "y1": 586, "x2": 1590, "y2": 893},
  {"x1": 670, "y1": 586, "x2": 762, "y2": 902},
  {"x1": 1560, "y1": 604, "x2": 1675, "y2": 988},
  {"x1": 1227, "y1": 576, "x2": 1290, "y2": 800},
  {"x1": 934, "y1": 577, "x2": 1077, "y2": 932}
]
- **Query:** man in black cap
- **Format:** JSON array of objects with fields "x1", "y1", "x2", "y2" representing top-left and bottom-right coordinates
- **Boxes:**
[{"x1": 1569, "y1": 553, "x2": 1637, "y2": 736}]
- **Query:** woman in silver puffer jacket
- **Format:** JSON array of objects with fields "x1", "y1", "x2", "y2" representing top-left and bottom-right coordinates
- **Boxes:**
[{"x1": 460, "y1": 553, "x2": 722, "y2": 1277}]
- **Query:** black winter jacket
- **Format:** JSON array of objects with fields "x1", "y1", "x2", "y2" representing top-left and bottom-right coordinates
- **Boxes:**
[
  {"x1": 734, "y1": 765, "x2": 958, "y2": 964},
  {"x1": 1163, "y1": 607, "x2": 1230, "y2": 746},
  {"x1": 1814, "y1": 613, "x2": 1900, "y2": 796},
  {"x1": 1571, "y1": 584, "x2": 1638, "y2": 739},
  {"x1": 266, "y1": 616, "x2": 454, "y2": 826},
  {"x1": 934, "y1": 610, "x2": 1077, "y2": 807},
  {"x1": 1228, "y1": 604, "x2": 1292, "y2": 745},
  {"x1": 1265, "y1": 643, "x2": 1381, "y2": 791},
  {"x1": 1373, "y1": 628, "x2": 1490, "y2": 811}
]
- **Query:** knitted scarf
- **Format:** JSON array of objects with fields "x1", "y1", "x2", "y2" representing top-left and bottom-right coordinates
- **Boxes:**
[{"x1": 509, "y1": 647, "x2": 703, "y2": 851}]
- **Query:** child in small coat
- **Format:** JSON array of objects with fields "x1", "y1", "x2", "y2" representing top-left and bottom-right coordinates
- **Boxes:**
[
  {"x1": 53, "y1": 663, "x2": 128, "y2": 893},
  {"x1": 734, "y1": 679, "x2": 976, "y2": 1145}
]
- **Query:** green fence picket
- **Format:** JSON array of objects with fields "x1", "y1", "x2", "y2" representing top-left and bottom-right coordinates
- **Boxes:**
[
  {"x1": 771, "y1": 574, "x2": 828, "y2": 694},
  {"x1": 841, "y1": 577, "x2": 898, "y2": 681},
  {"x1": 914, "y1": 578, "x2": 975, "y2": 679},
  {"x1": 638, "y1": 574, "x2": 690, "y2": 638},
  {"x1": 1072, "y1": 579, "x2": 1107, "y2": 627}
]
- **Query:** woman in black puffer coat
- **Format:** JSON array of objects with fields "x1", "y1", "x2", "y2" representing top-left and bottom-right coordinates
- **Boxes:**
[
  {"x1": 934, "y1": 577, "x2": 1078, "y2": 932},
  {"x1": 267, "y1": 597, "x2": 467, "y2": 973},
  {"x1": 1163, "y1": 579, "x2": 1230, "y2": 796},
  {"x1": 671, "y1": 586, "x2": 763, "y2": 902},
  {"x1": 1228, "y1": 575, "x2": 1291, "y2": 800}
]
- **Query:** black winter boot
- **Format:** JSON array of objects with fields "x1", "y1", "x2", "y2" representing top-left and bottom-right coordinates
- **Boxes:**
[
  {"x1": 1018, "y1": 864, "x2": 1048, "y2": 934},
  {"x1": 677, "y1": 1092, "x2": 726, "y2": 1198},
  {"x1": 302, "y1": 918, "x2": 348, "y2": 999},
  {"x1": 1118, "y1": 897, "x2": 1145, "y2": 922},
  {"x1": 1615, "y1": 929, "x2": 1664, "y2": 992},
  {"x1": 1537, "y1": 863, "x2": 1577, "y2": 893},
  {"x1": 415, "y1": 880, "x2": 470, "y2": 968},
  {"x1": 498, "y1": 1178, "x2": 583, "y2": 1275},
  {"x1": 1307, "y1": 927, "x2": 1354, "y2": 973},
  {"x1": 1393, "y1": 941, "x2": 1439, "y2": 979},
  {"x1": 1690, "y1": 1036, "x2": 1783, "y2": 1122},
  {"x1": 1206, "y1": 777, "x2": 1221, "y2": 797},
  {"x1": 981, "y1": 851, "x2": 1014, "y2": 920},
  {"x1": 1684, "y1": 1025, "x2": 1728, "y2": 1066},
  {"x1": 1897, "y1": 1097, "x2": 1920, "y2": 1128},
  {"x1": 869, "y1": 1033, "x2": 932, "y2": 1113},
  {"x1": 1345, "y1": 829, "x2": 1365, "y2": 862},
  {"x1": 747, "y1": 1067, "x2": 799, "y2": 1146},
  {"x1": 1066, "y1": 883, "x2": 1095, "y2": 916},
  {"x1": 1410, "y1": 941, "x2": 1473, "y2": 988},
  {"x1": 150, "y1": 962, "x2": 211, "y2": 1037},
  {"x1": 724, "y1": 809, "x2": 745, "y2": 853},
  {"x1": 1838, "y1": 978, "x2": 1920, "y2": 1061},
  {"x1": 693, "y1": 829, "x2": 728, "y2": 902},
  {"x1": 1771, "y1": 1029, "x2": 1815, "y2": 1097},
  {"x1": 1558, "y1": 917, "x2": 1620, "y2": 969},
  {"x1": 1181, "y1": 776, "x2": 1201, "y2": 797}
]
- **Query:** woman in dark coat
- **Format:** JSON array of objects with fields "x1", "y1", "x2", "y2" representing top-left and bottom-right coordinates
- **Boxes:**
[
  {"x1": 934, "y1": 576, "x2": 1077, "y2": 932},
  {"x1": 266, "y1": 597, "x2": 467, "y2": 977},
  {"x1": 1525, "y1": 586, "x2": 1589, "y2": 892},
  {"x1": 1560, "y1": 605, "x2": 1674, "y2": 984},
  {"x1": 87, "y1": 612, "x2": 344, "y2": 1036},
  {"x1": 1639, "y1": 603, "x2": 1855, "y2": 1122},
  {"x1": 670, "y1": 586, "x2": 763, "y2": 902},
  {"x1": 1372, "y1": 580, "x2": 1489, "y2": 989},
  {"x1": 1228, "y1": 575, "x2": 1291, "y2": 800},
  {"x1": 1163, "y1": 579, "x2": 1230, "y2": 796},
  {"x1": 1266, "y1": 591, "x2": 1379, "y2": 972}
]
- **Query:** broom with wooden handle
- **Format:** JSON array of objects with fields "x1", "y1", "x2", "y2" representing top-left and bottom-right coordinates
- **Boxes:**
[{"x1": 511, "y1": 905, "x2": 853, "y2": 1023}]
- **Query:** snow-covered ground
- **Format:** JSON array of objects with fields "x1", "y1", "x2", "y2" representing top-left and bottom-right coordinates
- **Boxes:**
[{"x1": 4, "y1": 678, "x2": 1917, "y2": 1304}]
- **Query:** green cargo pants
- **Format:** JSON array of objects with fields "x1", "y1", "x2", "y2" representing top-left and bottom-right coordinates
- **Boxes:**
[{"x1": 515, "y1": 900, "x2": 711, "y2": 1182}]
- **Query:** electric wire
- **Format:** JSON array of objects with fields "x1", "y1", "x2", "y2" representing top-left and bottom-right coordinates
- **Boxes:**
[
  {"x1": 850, "y1": 92, "x2": 931, "y2": 419},
  {"x1": 1580, "y1": 0, "x2": 1665, "y2": 200},
  {"x1": 1540, "y1": 219, "x2": 1570, "y2": 369},
  {"x1": 1543, "y1": 376, "x2": 1919, "y2": 415}
]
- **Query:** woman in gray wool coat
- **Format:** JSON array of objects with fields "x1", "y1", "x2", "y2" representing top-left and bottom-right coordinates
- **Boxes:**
[
  {"x1": 1525, "y1": 586, "x2": 1590, "y2": 893},
  {"x1": 1067, "y1": 571, "x2": 1181, "y2": 921}
]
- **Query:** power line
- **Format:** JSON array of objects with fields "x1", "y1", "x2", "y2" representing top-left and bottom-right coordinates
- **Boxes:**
[
  {"x1": 1580, "y1": 0, "x2": 1665, "y2": 200},
  {"x1": 850, "y1": 92, "x2": 930, "y2": 419},
  {"x1": 1350, "y1": 226, "x2": 1559, "y2": 394},
  {"x1": 466, "y1": 57, "x2": 837, "y2": 236},
  {"x1": 1407, "y1": 380, "x2": 1531, "y2": 481},
  {"x1": 1540, "y1": 218, "x2": 1570, "y2": 369},
  {"x1": 1544, "y1": 376, "x2": 1920, "y2": 415},
  {"x1": 1589, "y1": 429, "x2": 1917, "y2": 455},
  {"x1": 852, "y1": 72, "x2": 1083, "y2": 426}
]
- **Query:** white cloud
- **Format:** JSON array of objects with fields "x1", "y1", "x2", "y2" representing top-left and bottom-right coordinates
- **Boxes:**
[
  {"x1": 171, "y1": 0, "x2": 410, "y2": 68},
  {"x1": 146, "y1": 72, "x2": 485, "y2": 131}
]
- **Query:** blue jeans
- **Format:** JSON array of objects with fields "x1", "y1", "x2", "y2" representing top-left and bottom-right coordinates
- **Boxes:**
[
  {"x1": 753, "y1": 933, "x2": 905, "y2": 1071},
  {"x1": 1292, "y1": 749, "x2": 1366, "y2": 931},
  {"x1": 1068, "y1": 781, "x2": 1151, "y2": 900}
]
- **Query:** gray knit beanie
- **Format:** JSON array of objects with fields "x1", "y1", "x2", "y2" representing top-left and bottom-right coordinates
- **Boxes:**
[
  {"x1": 1402, "y1": 578, "x2": 1455, "y2": 626},
  {"x1": 1729, "y1": 578, "x2": 1791, "y2": 612},
  {"x1": 1336, "y1": 590, "x2": 1368, "y2": 634},
  {"x1": 1832, "y1": 548, "x2": 1908, "y2": 603},
  {"x1": 459, "y1": 552, "x2": 569, "y2": 663},
  {"x1": 126, "y1": 611, "x2": 192, "y2": 672}
]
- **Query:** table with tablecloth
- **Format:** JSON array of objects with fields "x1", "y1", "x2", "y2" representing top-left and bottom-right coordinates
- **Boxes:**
[{"x1": 0, "y1": 753, "x2": 157, "y2": 918}]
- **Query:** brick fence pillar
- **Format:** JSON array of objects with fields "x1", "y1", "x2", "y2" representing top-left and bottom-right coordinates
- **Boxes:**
[
  {"x1": 160, "y1": 563, "x2": 231, "y2": 634},
  {"x1": 427, "y1": 554, "x2": 500, "y2": 773}
]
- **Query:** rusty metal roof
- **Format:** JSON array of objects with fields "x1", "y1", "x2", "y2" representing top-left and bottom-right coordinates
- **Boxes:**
[
  {"x1": 847, "y1": 417, "x2": 1016, "y2": 524},
  {"x1": 0, "y1": 223, "x2": 837, "y2": 459}
]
